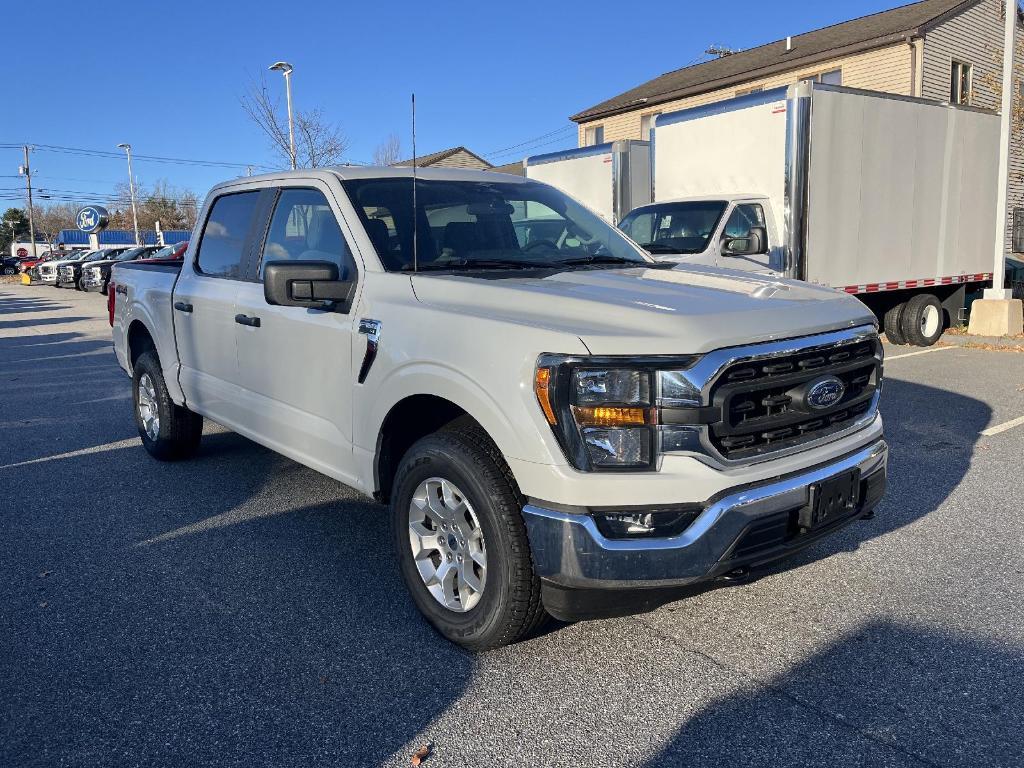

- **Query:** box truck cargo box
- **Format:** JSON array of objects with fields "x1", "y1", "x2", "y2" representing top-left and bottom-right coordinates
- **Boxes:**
[
  {"x1": 525, "y1": 140, "x2": 650, "y2": 223},
  {"x1": 626, "y1": 81, "x2": 1000, "y2": 346}
]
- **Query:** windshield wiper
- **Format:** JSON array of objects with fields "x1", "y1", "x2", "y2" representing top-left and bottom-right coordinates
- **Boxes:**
[
  {"x1": 558, "y1": 254, "x2": 639, "y2": 266},
  {"x1": 559, "y1": 254, "x2": 674, "y2": 269},
  {"x1": 402, "y1": 258, "x2": 556, "y2": 272}
]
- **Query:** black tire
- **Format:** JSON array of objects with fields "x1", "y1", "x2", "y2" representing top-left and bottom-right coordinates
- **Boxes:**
[
  {"x1": 75, "y1": 277, "x2": 85, "y2": 291},
  {"x1": 132, "y1": 350, "x2": 203, "y2": 461},
  {"x1": 391, "y1": 419, "x2": 547, "y2": 651},
  {"x1": 900, "y1": 293, "x2": 944, "y2": 347},
  {"x1": 883, "y1": 302, "x2": 907, "y2": 345}
]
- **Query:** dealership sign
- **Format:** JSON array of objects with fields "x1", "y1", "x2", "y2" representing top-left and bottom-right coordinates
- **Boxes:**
[{"x1": 76, "y1": 206, "x2": 110, "y2": 234}]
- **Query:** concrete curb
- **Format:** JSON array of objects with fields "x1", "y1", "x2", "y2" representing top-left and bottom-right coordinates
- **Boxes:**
[{"x1": 939, "y1": 332, "x2": 1024, "y2": 350}]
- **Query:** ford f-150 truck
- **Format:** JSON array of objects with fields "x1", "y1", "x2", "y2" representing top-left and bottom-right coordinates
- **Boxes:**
[{"x1": 110, "y1": 167, "x2": 887, "y2": 650}]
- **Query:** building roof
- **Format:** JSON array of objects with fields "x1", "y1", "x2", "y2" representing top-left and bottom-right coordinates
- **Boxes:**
[
  {"x1": 571, "y1": 0, "x2": 975, "y2": 122},
  {"x1": 393, "y1": 145, "x2": 493, "y2": 168},
  {"x1": 488, "y1": 160, "x2": 526, "y2": 176}
]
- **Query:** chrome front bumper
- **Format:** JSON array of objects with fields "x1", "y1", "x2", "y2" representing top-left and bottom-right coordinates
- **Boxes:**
[{"x1": 523, "y1": 439, "x2": 887, "y2": 604}]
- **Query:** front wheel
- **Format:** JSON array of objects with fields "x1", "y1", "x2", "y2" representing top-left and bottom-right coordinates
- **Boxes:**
[
  {"x1": 391, "y1": 420, "x2": 547, "y2": 651},
  {"x1": 132, "y1": 350, "x2": 203, "y2": 460}
]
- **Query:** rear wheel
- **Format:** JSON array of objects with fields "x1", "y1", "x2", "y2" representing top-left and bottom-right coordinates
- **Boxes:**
[
  {"x1": 901, "y1": 293, "x2": 944, "y2": 347},
  {"x1": 883, "y1": 302, "x2": 907, "y2": 345},
  {"x1": 391, "y1": 420, "x2": 547, "y2": 651},
  {"x1": 132, "y1": 350, "x2": 203, "y2": 460}
]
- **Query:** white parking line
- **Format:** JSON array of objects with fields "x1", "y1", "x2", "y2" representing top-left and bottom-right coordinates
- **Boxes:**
[
  {"x1": 886, "y1": 346, "x2": 956, "y2": 361},
  {"x1": 981, "y1": 415, "x2": 1024, "y2": 437}
]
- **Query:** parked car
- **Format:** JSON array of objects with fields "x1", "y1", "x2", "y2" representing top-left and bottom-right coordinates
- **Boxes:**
[
  {"x1": 37, "y1": 251, "x2": 97, "y2": 285},
  {"x1": 56, "y1": 248, "x2": 128, "y2": 290},
  {"x1": 139, "y1": 240, "x2": 189, "y2": 262},
  {"x1": 1, "y1": 255, "x2": 21, "y2": 275},
  {"x1": 111, "y1": 167, "x2": 887, "y2": 651},
  {"x1": 82, "y1": 246, "x2": 162, "y2": 294}
]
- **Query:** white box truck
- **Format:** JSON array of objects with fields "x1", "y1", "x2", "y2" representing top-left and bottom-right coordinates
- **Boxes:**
[
  {"x1": 618, "y1": 81, "x2": 1000, "y2": 346},
  {"x1": 525, "y1": 140, "x2": 651, "y2": 223}
]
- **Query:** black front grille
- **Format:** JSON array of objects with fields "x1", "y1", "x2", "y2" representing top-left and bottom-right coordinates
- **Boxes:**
[{"x1": 708, "y1": 336, "x2": 881, "y2": 461}]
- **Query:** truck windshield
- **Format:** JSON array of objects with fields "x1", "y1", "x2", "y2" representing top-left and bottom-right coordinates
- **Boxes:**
[
  {"x1": 618, "y1": 201, "x2": 728, "y2": 255},
  {"x1": 341, "y1": 177, "x2": 654, "y2": 272}
]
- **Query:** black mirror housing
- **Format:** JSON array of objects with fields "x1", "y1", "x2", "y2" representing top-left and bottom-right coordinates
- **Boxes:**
[
  {"x1": 722, "y1": 226, "x2": 768, "y2": 257},
  {"x1": 264, "y1": 260, "x2": 354, "y2": 311}
]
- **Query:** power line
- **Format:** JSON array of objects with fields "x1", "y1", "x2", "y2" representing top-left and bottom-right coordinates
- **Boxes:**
[
  {"x1": 482, "y1": 125, "x2": 576, "y2": 158},
  {"x1": 0, "y1": 142, "x2": 274, "y2": 171}
]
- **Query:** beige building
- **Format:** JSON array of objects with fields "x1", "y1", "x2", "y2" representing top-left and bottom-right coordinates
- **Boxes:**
[{"x1": 571, "y1": 0, "x2": 1024, "y2": 247}]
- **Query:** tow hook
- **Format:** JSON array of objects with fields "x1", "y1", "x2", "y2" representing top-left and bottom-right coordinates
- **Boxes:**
[
  {"x1": 861, "y1": 509, "x2": 876, "y2": 520},
  {"x1": 722, "y1": 566, "x2": 751, "y2": 582}
]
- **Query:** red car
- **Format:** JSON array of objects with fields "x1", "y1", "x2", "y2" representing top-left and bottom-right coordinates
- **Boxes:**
[{"x1": 138, "y1": 240, "x2": 189, "y2": 263}]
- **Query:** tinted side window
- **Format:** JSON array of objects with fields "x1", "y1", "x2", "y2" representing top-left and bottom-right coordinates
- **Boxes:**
[
  {"x1": 724, "y1": 204, "x2": 767, "y2": 239},
  {"x1": 261, "y1": 188, "x2": 355, "y2": 279},
  {"x1": 196, "y1": 192, "x2": 260, "y2": 278}
]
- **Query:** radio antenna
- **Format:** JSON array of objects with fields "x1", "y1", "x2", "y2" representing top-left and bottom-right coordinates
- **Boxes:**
[{"x1": 411, "y1": 92, "x2": 418, "y2": 274}]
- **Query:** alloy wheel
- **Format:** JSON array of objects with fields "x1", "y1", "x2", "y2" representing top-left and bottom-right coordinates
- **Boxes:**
[{"x1": 408, "y1": 477, "x2": 487, "y2": 612}]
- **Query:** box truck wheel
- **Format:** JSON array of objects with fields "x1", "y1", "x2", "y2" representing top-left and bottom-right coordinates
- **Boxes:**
[
  {"x1": 901, "y1": 293, "x2": 944, "y2": 347},
  {"x1": 883, "y1": 302, "x2": 908, "y2": 345}
]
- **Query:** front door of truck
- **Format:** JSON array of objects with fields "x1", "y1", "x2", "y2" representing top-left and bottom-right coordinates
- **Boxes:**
[
  {"x1": 232, "y1": 184, "x2": 360, "y2": 486},
  {"x1": 714, "y1": 201, "x2": 780, "y2": 275},
  {"x1": 174, "y1": 190, "x2": 265, "y2": 427}
]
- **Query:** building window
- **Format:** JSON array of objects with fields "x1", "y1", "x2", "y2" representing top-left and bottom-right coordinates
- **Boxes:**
[
  {"x1": 584, "y1": 125, "x2": 604, "y2": 146},
  {"x1": 801, "y1": 69, "x2": 842, "y2": 86},
  {"x1": 950, "y1": 60, "x2": 972, "y2": 105},
  {"x1": 640, "y1": 112, "x2": 661, "y2": 140}
]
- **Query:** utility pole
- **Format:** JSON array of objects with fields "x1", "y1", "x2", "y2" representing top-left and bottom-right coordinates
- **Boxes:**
[
  {"x1": 21, "y1": 146, "x2": 37, "y2": 259},
  {"x1": 117, "y1": 143, "x2": 141, "y2": 245}
]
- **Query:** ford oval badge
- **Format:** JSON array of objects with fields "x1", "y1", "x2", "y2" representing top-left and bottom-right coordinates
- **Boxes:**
[{"x1": 805, "y1": 376, "x2": 845, "y2": 410}]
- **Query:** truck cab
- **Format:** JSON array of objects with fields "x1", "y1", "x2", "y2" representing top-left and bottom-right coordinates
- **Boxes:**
[{"x1": 618, "y1": 194, "x2": 783, "y2": 276}]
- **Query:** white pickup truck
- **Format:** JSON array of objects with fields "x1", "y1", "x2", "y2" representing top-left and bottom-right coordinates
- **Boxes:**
[{"x1": 110, "y1": 167, "x2": 887, "y2": 650}]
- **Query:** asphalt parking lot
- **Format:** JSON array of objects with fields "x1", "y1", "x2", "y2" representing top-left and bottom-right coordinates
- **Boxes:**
[{"x1": 1, "y1": 281, "x2": 1023, "y2": 768}]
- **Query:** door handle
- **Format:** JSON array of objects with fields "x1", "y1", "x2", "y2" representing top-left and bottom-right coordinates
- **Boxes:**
[
  {"x1": 235, "y1": 313, "x2": 261, "y2": 328},
  {"x1": 173, "y1": 301, "x2": 193, "y2": 313}
]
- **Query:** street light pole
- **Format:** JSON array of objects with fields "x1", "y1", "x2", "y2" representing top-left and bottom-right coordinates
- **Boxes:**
[
  {"x1": 269, "y1": 61, "x2": 296, "y2": 170},
  {"x1": 117, "y1": 143, "x2": 141, "y2": 246}
]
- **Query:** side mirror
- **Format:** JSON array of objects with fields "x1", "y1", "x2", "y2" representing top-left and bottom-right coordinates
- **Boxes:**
[
  {"x1": 264, "y1": 260, "x2": 354, "y2": 312},
  {"x1": 721, "y1": 226, "x2": 768, "y2": 256}
]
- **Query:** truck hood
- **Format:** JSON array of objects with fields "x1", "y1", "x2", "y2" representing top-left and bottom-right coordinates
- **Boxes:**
[{"x1": 411, "y1": 265, "x2": 876, "y2": 355}]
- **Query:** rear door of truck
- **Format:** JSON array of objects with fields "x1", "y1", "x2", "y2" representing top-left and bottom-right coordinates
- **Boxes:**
[{"x1": 172, "y1": 189, "x2": 266, "y2": 427}]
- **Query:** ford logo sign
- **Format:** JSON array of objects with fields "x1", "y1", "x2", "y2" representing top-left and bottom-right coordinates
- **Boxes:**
[
  {"x1": 76, "y1": 205, "x2": 109, "y2": 234},
  {"x1": 805, "y1": 376, "x2": 846, "y2": 410}
]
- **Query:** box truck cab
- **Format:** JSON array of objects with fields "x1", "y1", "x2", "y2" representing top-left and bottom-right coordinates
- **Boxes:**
[{"x1": 618, "y1": 194, "x2": 784, "y2": 276}]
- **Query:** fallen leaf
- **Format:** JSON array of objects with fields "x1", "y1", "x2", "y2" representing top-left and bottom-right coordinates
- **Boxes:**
[{"x1": 411, "y1": 743, "x2": 431, "y2": 766}]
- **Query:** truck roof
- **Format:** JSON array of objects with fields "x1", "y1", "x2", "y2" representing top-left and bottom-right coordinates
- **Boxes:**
[
  {"x1": 218, "y1": 166, "x2": 529, "y2": 193},
  {"x1": 635, "y1": 193, "x2": 766, "y2": 207}
]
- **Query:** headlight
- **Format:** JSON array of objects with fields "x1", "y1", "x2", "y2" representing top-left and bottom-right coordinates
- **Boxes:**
[{"x1": 535, "y1": 354, "x2": 702, "y2": 472}]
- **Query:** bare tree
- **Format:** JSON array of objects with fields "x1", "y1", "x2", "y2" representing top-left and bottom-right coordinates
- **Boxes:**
[
  {"x1": 34, "y1": 203, "x2": 78, "y2": 248},
  {"x1": 373, "y1": 133, "x2": 403, "y2": 166},
  {"x1": 241, "y1": 74, "x2": 350, "y2": 168}
]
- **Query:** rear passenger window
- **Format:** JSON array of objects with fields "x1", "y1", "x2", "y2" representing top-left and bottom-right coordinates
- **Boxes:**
[
  {"x1": 196, "y1": 192, "x2": 260, "y2": 278},
  {"x1": 261, "y1": 188, "x2": 356, "y2": 279}
]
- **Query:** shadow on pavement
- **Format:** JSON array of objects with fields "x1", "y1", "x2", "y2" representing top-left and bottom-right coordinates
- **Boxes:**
[
  {"x1": 641, "y1": 619, "x2": 1024, "y2": 767},
  {"x1": 0, "y1": 430, "x2": 471, "y2": 767}
]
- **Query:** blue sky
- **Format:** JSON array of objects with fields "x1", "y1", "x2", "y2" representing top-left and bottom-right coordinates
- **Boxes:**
[{"x1": 5, "y1": 0, "x2": 902, "y2": 204}]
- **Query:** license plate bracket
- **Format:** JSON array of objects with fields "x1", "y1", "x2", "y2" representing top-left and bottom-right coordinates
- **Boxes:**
[{"x1": 801, "y1": 469, "x2": 861, "y2": 530}]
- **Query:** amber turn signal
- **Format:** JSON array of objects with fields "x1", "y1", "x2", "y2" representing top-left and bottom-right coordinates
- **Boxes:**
[
  {"x1": 573, "y1": 406, "x2": 650, "y2": 427},
  {"x1": 535, "y1": 368, "x2": 558, "y2": 425}
]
